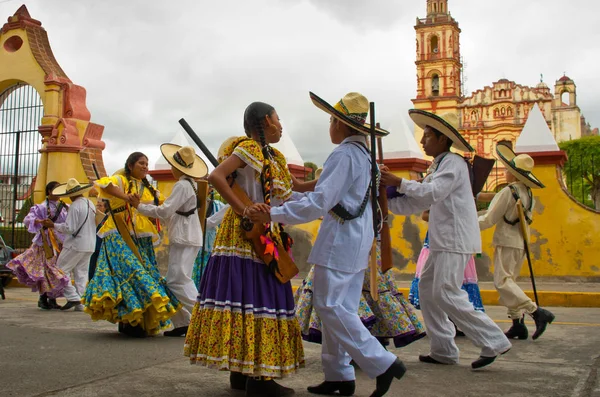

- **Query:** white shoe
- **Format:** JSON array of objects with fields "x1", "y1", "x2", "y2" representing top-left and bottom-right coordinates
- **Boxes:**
[{"x1": 74, "y1": 304, "x2": 85, "y2": 312}]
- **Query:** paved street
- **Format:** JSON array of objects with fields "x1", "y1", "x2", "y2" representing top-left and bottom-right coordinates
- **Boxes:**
[{"x1": 2, "y1": 286, "x2": 599, "y2": 397}]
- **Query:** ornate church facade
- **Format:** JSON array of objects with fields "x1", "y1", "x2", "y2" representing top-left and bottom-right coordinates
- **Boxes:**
[{"x1": 411, "y1": 0, "x2": 597, "y2": 188}]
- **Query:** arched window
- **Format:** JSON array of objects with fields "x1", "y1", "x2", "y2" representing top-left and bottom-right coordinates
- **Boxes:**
[
  {"x1": 433, "y1": 3, "x2": 437, "y2": 12},
  {"x1": 430, "y1": 35, "x2": 439, "y2": 54},
  {"x1": 493, "y1": 108, "x2": 499, "y2": 118},
  {"x1": 431, "y1": 74, "x2": 440, "y2": 96},
  {"x1": 507, "y1": 107, "x2": 513, "y2": 116},
  {"x1": 561, "y1": 91, "x2": 570, "y2": 106}
]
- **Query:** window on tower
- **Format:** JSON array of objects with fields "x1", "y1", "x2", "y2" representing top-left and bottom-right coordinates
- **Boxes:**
[
  {"x1": 432, "y1": 74, "x2": 440, "y2": 96},
  {"x1": 431, "y1": 35, "x2": 439, "y2": 54}
]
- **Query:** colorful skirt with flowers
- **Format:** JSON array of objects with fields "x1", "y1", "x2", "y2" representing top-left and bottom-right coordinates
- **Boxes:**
[
  {"x1": 184, "y1": 208, "x2": 304, "y2": 378},
  {"x1": 7, "y1": 244, "x2": 69, "y2": 298},
  {"x1": 295, "y1": 243, "x2": 426, "y2": 348},
  {"x1": 409, "y1": 246, "x2": 484, "y2": 311},
  {"x1": 83, "y1": 234, "x2": 180, "y2": 335}
]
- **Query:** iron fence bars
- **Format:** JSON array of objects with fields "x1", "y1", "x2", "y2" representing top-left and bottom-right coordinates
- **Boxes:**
[{"x1": 0, "y1": 83, "x2": 43, "y2": 248}]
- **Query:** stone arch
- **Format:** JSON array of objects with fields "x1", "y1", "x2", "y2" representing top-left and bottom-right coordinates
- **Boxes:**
[{"x1": 0, "y1": 5, "x2": 106, "y2": 203}]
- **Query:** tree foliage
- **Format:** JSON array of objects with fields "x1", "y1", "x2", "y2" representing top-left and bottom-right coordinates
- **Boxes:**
[
  {"x1": 304, "y1": 161, "x2": 319, "y2": 181},
  {"x1": 559, "y1": 135, "x2": 600, "y2": 209}
]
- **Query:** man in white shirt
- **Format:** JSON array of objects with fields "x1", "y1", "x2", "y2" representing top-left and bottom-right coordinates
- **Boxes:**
[
  {"x1": 42, "y1": 178, "x2": 96, "y2": 311},
  {"x1": 478, "y1": 144, "x2": 554, "y2": 340},
  {"x1": 249, "y1": 92, "x2": 406, "y2": 397},
  {"x1": 381, "y1": 110, "x2": 511, "y2": 370},
  {"x1": 133, "y1": 145, "x2": 208, "y2": 337}
]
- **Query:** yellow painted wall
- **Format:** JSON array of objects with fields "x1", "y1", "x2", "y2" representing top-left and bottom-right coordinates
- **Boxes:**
[{"x1": 290, "y1": 165, "x2": 600, "y2": 280}]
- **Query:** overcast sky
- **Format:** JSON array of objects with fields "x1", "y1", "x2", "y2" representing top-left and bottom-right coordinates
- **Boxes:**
[{"x1": 3, "y1": 0, "x2": 599, "y2": 173}]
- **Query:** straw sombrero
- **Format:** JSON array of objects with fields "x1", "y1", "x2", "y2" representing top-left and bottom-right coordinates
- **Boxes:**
[
  {"x1": 52, "y1": 178, "x2": 94, "y2": 197},
  {"x1": 409, "y1": 109, "x2": 473, "y2": 152},
  {"x1": 218, "y1": 136, "x2": 242, "y2": 163},
  {"x1": 496, "y1": 143, "x2": 544, "y2": 189},
  {"x1": 160, "y1": 144, "x2": 208, "y2": 179},
  {"x1": 310, "y1": 92, "x2": 390, "y2": 137}
]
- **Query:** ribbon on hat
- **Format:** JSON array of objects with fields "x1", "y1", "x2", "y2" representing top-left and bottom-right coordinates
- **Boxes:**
[{"x1": 173, "y1": 151, "x2": 193, "y2": 168}]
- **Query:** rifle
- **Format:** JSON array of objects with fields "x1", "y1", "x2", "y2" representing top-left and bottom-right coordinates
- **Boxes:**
[
  {"x1": 376, "y1": 126, "x2": 393, "y2": 274},
  {"x1": 516, "y1": 199, "x2": 539, "y2": 306},
  {"x1": 368, "y1": 104, "x2": 379, "y2": 301},
  {"x1": 178, "y1": 118, "x2": 298, "y2": 284}
]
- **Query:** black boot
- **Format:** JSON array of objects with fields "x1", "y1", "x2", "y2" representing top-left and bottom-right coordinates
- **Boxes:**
[
  {"x1": 370, "y1": 358, "x2": 407, "y2": 397},
  {"x1": 308, "y1": 380, "x2": 355, "y2": 396},
  {"x1": 246, "y1": 377, "x2": 294, "y2": 397},
  {"x1": 121, "y1": 323, "x2": 148, "y2": 338},
  {"x1": 530, "y1": 308, "x2": 555, "y2": 340},
  {"x1": 449, "y1": 318, "x2": 465, "y2": 337},
  {"x1": 38, "y1": 294, "x2": 50, "y2": 310},
  {"x1": 164, "y1": 326, "x2": 188, "y2": 337},
  {"x1": 48, "y1": 298, "x2": 62, "y2": 310},
  {"x1": 504, "y1": 316, "x2": 528, "y2": 340},
  {"x1": 230, "y1": 372, "x2": 248, "y2": 391}
]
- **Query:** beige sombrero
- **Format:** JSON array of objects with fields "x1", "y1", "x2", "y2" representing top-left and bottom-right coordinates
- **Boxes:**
[
  {"x1": 217, "y1": 136, "x2": 242, "y2": 163},
  {"x1": 496, "y1": 143, "x2": 544, "y2": 189},
  {"x1": 310, "y1": 92, "x2": 390, "y2": 137},
  {"x1": 160, "y1": 144, "x2": 208, "y2": 179},
  {"x1": 53, "y1": 178, "x2": 94, "y2": 197},
  {"x1": 409, "y1": 109, "x2": 473, "y2": 152}
]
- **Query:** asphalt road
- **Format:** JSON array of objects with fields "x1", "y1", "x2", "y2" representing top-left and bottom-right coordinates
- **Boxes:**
[{"x1": 2, "y1": 287, "x2": 599, "y2": 397}]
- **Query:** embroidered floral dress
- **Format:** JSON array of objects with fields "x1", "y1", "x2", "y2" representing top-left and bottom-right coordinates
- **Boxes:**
[
  {"x1": 7, "y1": 200, "x2": 70, "y2": 298},
  {"x1": 83, "y1": 174, "x2": 180, "y2": 335},
  {"x1": 295, "y1": 242, "x2": 426, "y2": 348},
  {"x1": 184, "y1": 137, "x2": 304, "y2": 378}
]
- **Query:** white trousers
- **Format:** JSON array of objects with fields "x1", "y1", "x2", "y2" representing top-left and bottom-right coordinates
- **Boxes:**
[
  {"x1": 419, "y1": 251, "x2": 512, "y2": 364},
  {"x1": 493, "y1": 246, "x2": 537, "y2": 319},
  {"x1": 167, "y1": 244, "x2": 200, "y2": 328},
  {"x1": 313, "y1": 266, "x2": 397, "y2": 380},
  {"x1": 57, "y1": 247, "x2": 92, "y2": 302}
]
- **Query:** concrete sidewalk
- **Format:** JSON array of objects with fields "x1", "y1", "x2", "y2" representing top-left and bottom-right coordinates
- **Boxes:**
[{"x1": 2, "y1": 286, "x2": 600, "y2": 397}]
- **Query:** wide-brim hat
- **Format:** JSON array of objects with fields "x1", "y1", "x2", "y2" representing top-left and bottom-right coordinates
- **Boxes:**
[
  {"x1": 496, "y1": 144, "x2": 544, "y2": 189},
  {"x1": 310, "y1": 91, "x2": 390, "y2": 137},
  {"x1": 160, "y1": 144, "x2": 208, "y2": 179},
  {"x1": 409, "y1": 109, "x2": 473, "y2": 152},
  {"x1": 52, "y1": 178, "x2": 94, "y2": 197}
]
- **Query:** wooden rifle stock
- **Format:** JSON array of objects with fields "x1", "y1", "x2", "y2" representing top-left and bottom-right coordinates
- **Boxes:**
[{"x1": 376, "y1": 131, "x2": 393, "y2": 274}]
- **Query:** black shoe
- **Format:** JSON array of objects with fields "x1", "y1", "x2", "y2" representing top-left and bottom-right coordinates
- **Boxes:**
[
  {"x1": 471, "y1": 348, "x2": 510, "y2": 369},
  {"x1": 370, "y1": 358, "x2": 406, "y2": 397},
  {"x1": 38, "y1": 295, "x2": 50, "y2": 310},
  {"x1": 164, "y1": 326, "x2": 188, "y2": 337},
  {"x1": 504, "y1": 316, "x2": 528, "y2": 340},
  {"x1": 230, "y1": 372, "x2": 248, "y2": 391},
  {"x1": 246, "y1": 378, "x2": 294, "y2": 397},
  {"x1": 121, "y1": 323, "x2": 148, "y2": 338},
  {"x1": 418, "y1": 355, "x2": 446, "y2": 365},
  {"x1": 531, "y1": 308, "x2": 555, "y2": 340},
  {"x1": 60, "y1": 300, "x2": 82, "y2": 311},
  {"x1": 449, "y1": 318, "x2": 466, "y2": 337},
  {"x1": 48, "y1": 298, "x2": 62, "y2": 310},
  {"x1": 307, "y1": 380, "x2": 355, "y2": 396}
]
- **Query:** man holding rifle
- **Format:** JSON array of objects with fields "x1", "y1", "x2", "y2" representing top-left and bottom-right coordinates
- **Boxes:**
[{"x1": 478, "y1": 144, "x2": 555, "y2": 340}]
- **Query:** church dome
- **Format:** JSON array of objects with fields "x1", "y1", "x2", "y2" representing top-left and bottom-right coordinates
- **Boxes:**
[
  {"x1": 559, "y1": 75, "x2": 572, "y2": 82},
  {"x1": 536, "y1": 81, "x2": 549, "y2": 89}
]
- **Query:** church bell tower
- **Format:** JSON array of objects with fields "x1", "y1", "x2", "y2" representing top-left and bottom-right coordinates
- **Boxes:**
[{"x1": 413, "y1": 0, "x2": 462, "y2": 105}]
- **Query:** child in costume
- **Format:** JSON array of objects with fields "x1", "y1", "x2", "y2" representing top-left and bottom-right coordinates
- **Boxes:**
[
  {"x1": 42, "y1": 178, "x2": 97, "y2": 311},
  {"x1": 184, "y1": 103, "x2": 307, "y2": 397},
  {"x1": 382, "y1": 109, "x2": 511, "y2": 370},
  {"x1": 250, "y1": 92, "x2": 407, "y2": 397},
  {"x1": 83, "y1": 152, "x2": 180, "y2": 337},
  {"x1": 7, "y1": 181, "x2": 69, "y2": 310},
  {"x1": 478, "y1": 144, "x2": 554, "y2": 340},
  {"x1": 134, "y1": 145, "x2": 208, "y2": 337}
]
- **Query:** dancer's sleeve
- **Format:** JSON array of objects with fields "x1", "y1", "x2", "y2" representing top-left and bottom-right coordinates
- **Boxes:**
[
  {"x1": 271, "y1": 151, "x2": 353, "y2": 225},
  {"x1": 478, "y1": 187, "x2": 511, "y2": 230},
  {"x1": 137, "y1": 182, "x2": 188, "y2": 221}
]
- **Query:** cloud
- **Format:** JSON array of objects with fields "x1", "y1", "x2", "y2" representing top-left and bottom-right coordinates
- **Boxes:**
[{"x1": 0, "y1": 0, "x2": 598, "y2": 175}]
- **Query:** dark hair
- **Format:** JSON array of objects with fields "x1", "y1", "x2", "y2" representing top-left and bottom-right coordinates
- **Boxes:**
[
  {"x1": 45, "y1": 181, "x2": 60, "y2": 196},
  {"x1": 123, "y1": 152, "x2": 158, "y2": 203},
  {"x1": 243, "y1": 102, "x2": 275, "y2": 138},
  {"x1": 431, "y1": 127, "x2": 453, "y2": 149}
]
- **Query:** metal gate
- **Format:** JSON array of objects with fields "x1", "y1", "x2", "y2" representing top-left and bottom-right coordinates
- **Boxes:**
[{"x1": 0, "y1": 83, "x2": 44, "y2": 249}]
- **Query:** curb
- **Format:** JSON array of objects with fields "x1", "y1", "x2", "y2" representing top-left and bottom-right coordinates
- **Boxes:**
[{"x1": 291, "y1": 286, "x2": 600, "y2": 308}]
